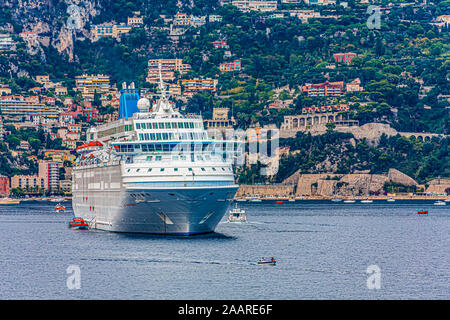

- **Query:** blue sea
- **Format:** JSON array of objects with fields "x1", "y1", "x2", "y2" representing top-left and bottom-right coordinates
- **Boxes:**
[{"x1": 0, "y1": 200, "x2": 448, "y2": 299}]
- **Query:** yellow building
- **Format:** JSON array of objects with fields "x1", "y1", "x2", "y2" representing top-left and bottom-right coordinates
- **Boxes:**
[
  {"x1": 44, "y1": 150, "x2": 76, "y2": 164},
  {"x1": 93, "y1": 23, "x2": 132, "y2": 41}
]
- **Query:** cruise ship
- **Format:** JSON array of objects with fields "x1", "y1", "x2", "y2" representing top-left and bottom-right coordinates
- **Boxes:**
[{"x1": 72, "y1": 75, "x2": 239, "y2": 235}]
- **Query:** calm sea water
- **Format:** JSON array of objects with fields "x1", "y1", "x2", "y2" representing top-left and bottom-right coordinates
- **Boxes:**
[{"x1": 0, "y1": 200, "x2": 448, "y2": 300}]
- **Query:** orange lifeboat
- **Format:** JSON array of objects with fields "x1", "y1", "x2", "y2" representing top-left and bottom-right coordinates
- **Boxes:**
[
  {"x1": 68, "y1": 217, "x2": 89, "y2": 229},
  {"x1": 55, "y1": 204, "x2": 66, "y2": 213},
  {"x1": 417, "y1": 210, "x2": 428, "y2": 215},
  {"x1": 276, "y1": 201, "x2": 283, "y2": 205}
]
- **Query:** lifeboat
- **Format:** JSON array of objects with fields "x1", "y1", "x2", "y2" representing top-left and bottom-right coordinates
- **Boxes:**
[
  {"x1": 68, "y1": 217, "x2": 89, "y2": 229},
  {"x1": 417, "y1": 210, "x2": 428, "y2": 215},
  {"x1": 55, "y1": 204, "x2": 66, "y2": 213},
  {"x1": 276, "y1": 201, "x2": 283, "y2": 205},
  {"x1": 76, "y1": 140, "x2": 103, "y2": 154}
]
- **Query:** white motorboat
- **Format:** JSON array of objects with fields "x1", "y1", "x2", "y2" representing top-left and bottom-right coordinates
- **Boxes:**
[
  {"x1": 433, "y1": 201, "x2": 446, "y2": 206},
  {"x1": 343, "y1": 199, "x2": 356, "y2": 203},
  {"x1": 361, "y1": 199, "x2": 373, "y2": 203},
  {"x1": 227, "y1": 204, "x2": 247, "y2": 223}
]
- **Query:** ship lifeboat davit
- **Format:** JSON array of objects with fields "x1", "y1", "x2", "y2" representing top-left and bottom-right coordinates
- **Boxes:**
[
  {"x1": 55, "y1": 204, "x2": 66, "y2": 213},
  {"x1": 68, "y1": 217, "x2": 89, "y2": 230},
  {"x1": 417, "y1": 210, "x2": 428, "y2": 215}
]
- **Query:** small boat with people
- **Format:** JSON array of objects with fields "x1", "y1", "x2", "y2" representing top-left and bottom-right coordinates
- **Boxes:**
[
  {"x1": 227, "y1": 204, "x2": 247, "y2": 223},
  {"x1": 387, "y1": 197, "x2": 395, "y2": 202},
  {"x1": 343, "y1": 199, "x2": 356, "y2": 203},
  {"x1": 55, "y1": 204, "x2": 66, "y2": 213},
  {"x1": 68, "y1": 217, "x2": 89, "y2": 229},
  {"x1": 433, "y1": 201, "x2": 446, "y2": 206},
  {"x1": 257, "y1": 257, "x2": 276, "y2": 266},
  {"x1": 361, "y1": 198, "x2": 373, "y2": 203},
  {"x1": 288, "y1": 198, "x2": 295, "y2": 202}
]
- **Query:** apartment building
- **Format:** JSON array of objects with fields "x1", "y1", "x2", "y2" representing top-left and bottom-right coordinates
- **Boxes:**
[
  {"x1": 93, "y1": 23, "x2": 132, "y2": 41},
  {"x1": 0, "y1": 95, "x2": 59, "y2": 121},
  {"x1": 75, "y1": 74, "x2": 110, "y2": 100},
  {"x1": 180, "y1": 78, "x2": 217, "y2": 96},
  {"x1": 333, "y1": 52, "x2": 357, "y2": 64},
  {"x1": 301, "y1": 81, "x2": 344, "y2": 97},
  {"x1": 220, "y1": 60, "x2": 242, "y2": 72},
  {"x1": 0, "y1": 34, "x2": 14, "y2": 51},
  {"x1": 231, "y1": 0, "x2": 278, "y2": 12},
  {"x1": 146, "y1": 59, "x2": 191, "y2": 83},
  {"x1": 0, "y1": 175, "x2": 9, "y2": 197}
]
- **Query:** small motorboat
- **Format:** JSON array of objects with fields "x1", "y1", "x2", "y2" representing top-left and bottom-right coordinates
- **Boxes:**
[
  {"x1": 417, "y1": 210, "x2": 428, "y2": 215},
  {"x1": 288, "y1": 198, "x2": 295, "y2": 202},
  {"x1": 331, "y1": 198, "x2": 342, "y2": 202},
  {"x1": 387, "y1": 197, "x2": 395, "y2": 202},
  {"x1": 344, "y1": 199, "x2": 356, "y2": 203},
  {"x1": 434, "y1": 201, "x2": 446, "y2": 206},
  {"x1": 68, "y1": 217, "x2": 89, "y2": 229},
  {"x1": 228, "y1": 204, "x2": 247, "y2": 223},
  {"x1": 361, "y1": 199, "x2": 373, "y2": 203},
  {"x1": 257, "y1": 257, "x2": 276, "y2": 266},
  {"x1": 276, "y1": 201, "x2": 283, "y2": 205},
  {"x1": 55, "y1": 204, "x2": 66, "y2": 213}
]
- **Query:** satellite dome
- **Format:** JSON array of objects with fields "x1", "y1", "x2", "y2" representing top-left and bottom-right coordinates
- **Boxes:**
[{"x1": 137, "y1": 98, "x2": 150, "y2": 112}]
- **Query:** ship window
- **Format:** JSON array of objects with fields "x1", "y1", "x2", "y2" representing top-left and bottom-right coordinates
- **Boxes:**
[
  {"x1": 148, "y1": 168, "x2": 152, "y2": 172},
  {"x1": 162, "y1": 133, "x2": 168, "y2": 140},
  {"x1": 201, "y1": 168, "x2": 205, "y2": 171},
  {"x1": 184, "y1": 122, "x2": 189, "y2": 128},
  {"x1": 178, "y1": 122, "x2": 183, "y2": 128},
  {"x1": 156, "y1": 133, "x2": 162, "y2": 140},
  {"x1": 222, "y1": 168, "x2": 225, "y2": 171},
  {"x1": 180, "y1": 155, "x2": 187, "y2": 161},
  {"x1": 172, "y1": 123, "x2": 177, "y2": 129},
  {"x1": 155, "y1": 156, "x2": 162, "y2": 161},
  {"x1": 155, "y1": 144, "x2": 162, "y2": 151},
  {"x1": 172, "y1": 156, "x2": 179, "y2": 161},
  {"x1": 152, "y1": 123, "x2": 157, "y2": 129},
  {"x1": 145, "y1": 133, "x2": 149, "y2": 140},
  {"x1": 189, "y1": 122, "x2": 194, "y2": 128},
  {"x1": 174, "y1": 168, "x2": 178, "y2": 172},
  {"x1": 150, "y1": 133, "x2": 155, "y2": 140},
  {"x1": 188, "y1": 168, "x2": 192, "y2": 171},
  {"x1": 164, "y1": 123, "x2": 169, "y2": 129},
  {"x1": 167, "y1": 122, "x2": 171, "y2": 129},
  {"x1": 136, "y1": 169, "x2": 140, "y2": 172},
  {"x1": 212, "y1": 167, "x2": 216, "y2": 171},
  {"x1": 136, "y1": 123, "x2": 141, "y2": 129},
  {"x1": 127, "y1": 169, "x2": 131, "y2": 172},
  {"x1": 160, "y1": 168, "x2": 164, "y2": 172},
  {"x1": 139, "y1": 133, "x2": 144, "y2": 140},
  {"x1": 147, "y1": 156, "x2": 152, "y2": 161}
]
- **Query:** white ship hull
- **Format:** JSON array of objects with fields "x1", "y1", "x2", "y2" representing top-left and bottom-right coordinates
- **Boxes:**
[{"x1": 73, "y1": 165, "x2": 238, "y2": 235}]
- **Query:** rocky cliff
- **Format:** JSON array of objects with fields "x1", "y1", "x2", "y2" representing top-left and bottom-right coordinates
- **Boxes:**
[{"x1": 2, "y1": 0, "x2": 101, "y2": 61}]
